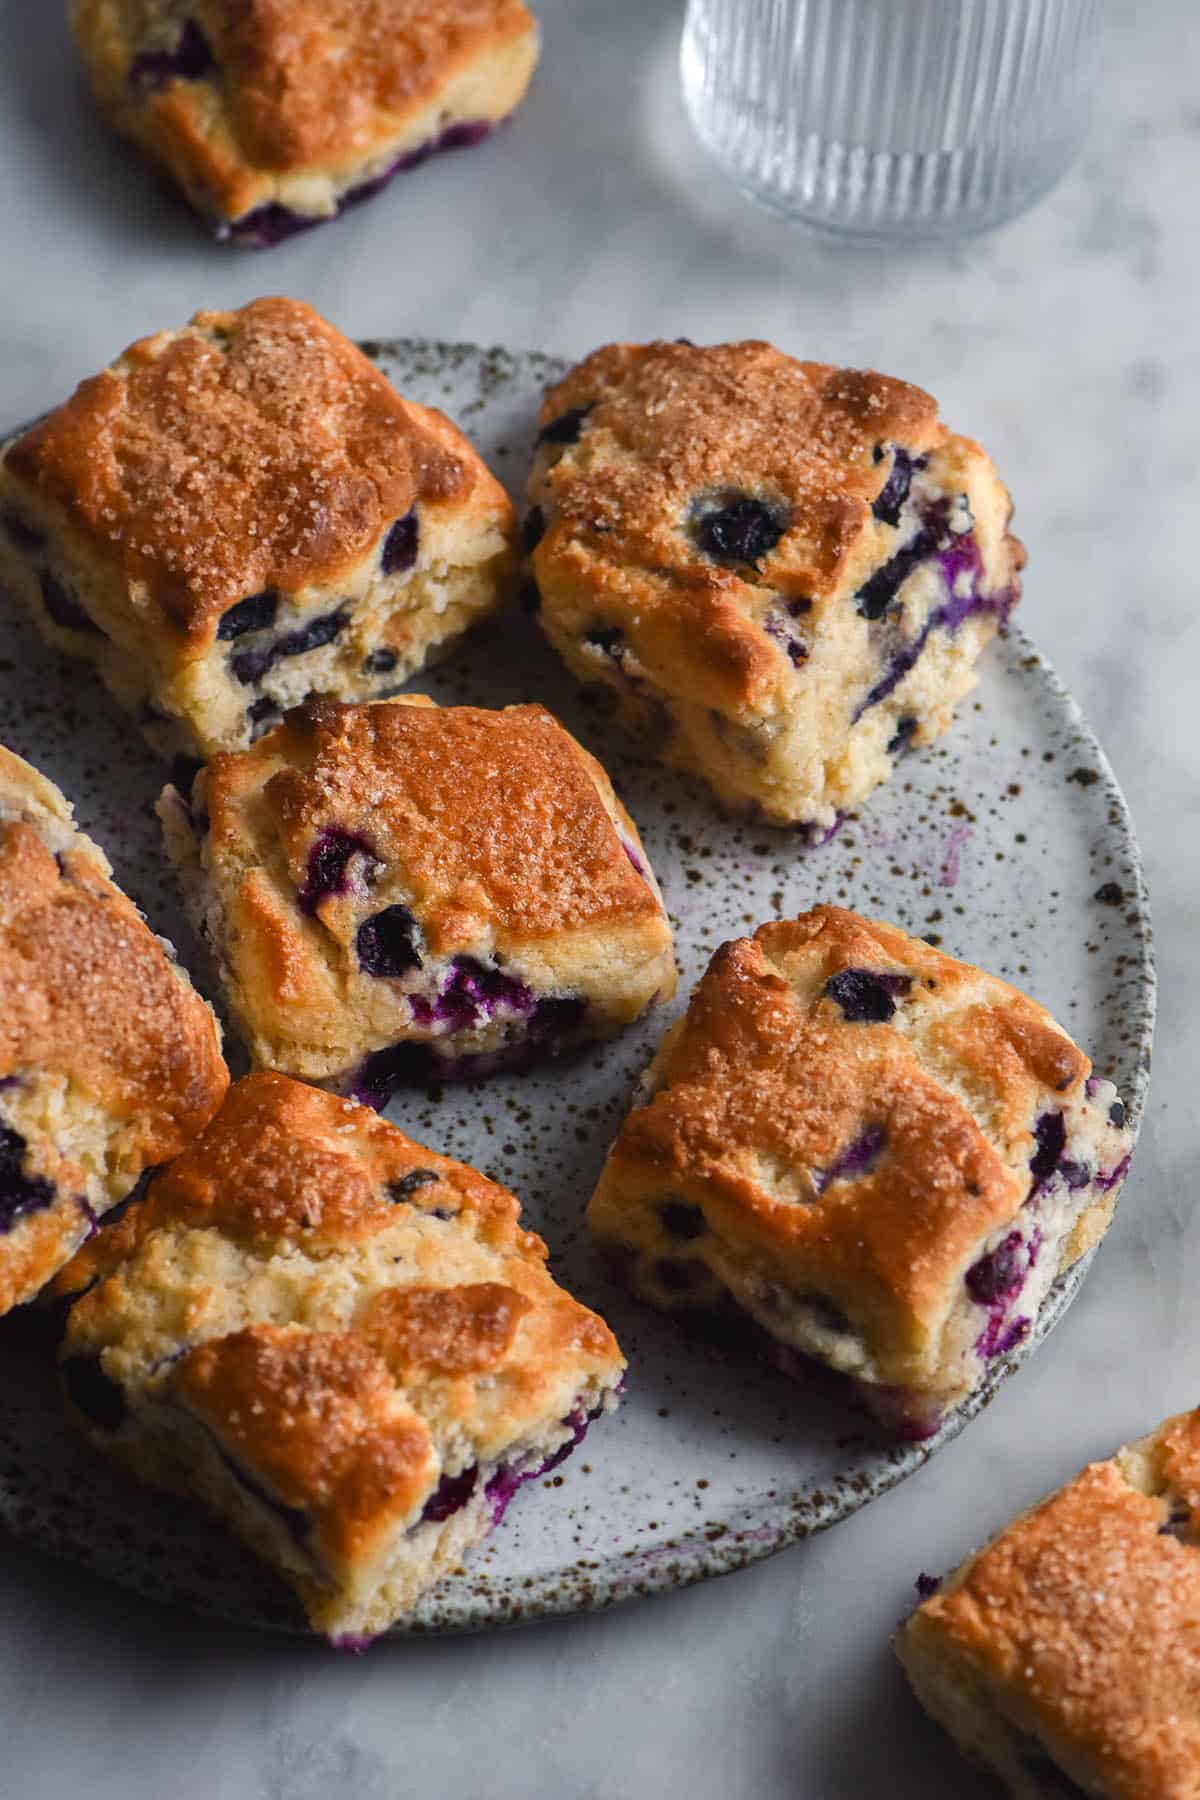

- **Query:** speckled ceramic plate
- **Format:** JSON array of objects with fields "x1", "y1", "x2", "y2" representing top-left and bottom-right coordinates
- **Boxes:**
[{"x1": 0, "y1": 341, "x2": 1154, "y2": 1637}]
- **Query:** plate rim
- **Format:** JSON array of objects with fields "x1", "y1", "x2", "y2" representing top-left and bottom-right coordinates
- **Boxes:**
[{"x1": 0, "y1": 341, "x2": 1156, "y2": 1638}]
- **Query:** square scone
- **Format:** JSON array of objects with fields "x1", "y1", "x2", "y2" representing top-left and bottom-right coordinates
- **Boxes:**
[
  {"x1": 527, "y1": 340, "x2": 1024, "y2": 834},
  {"x1": 897, "y1": 1406, "x2": 1200, "y2": 1798},
  {"x1": 587, "y1": 906, "x2": 1131, "y2": 1439},
  {"x1": 159, "y1": 695, "x2": 677, "y2": 1103},
  {"x1": 0, "y1": 745, "x2": 228, "y2": 1316},
  {"x1": 70, "y1": 1, "x2": 540, "y2": 246},
  {"x1": 0, "y1": 297, "x2": 517, "y2": 757},
  {"x1": 59, "y1": 1071, "x2": 625, "y2": 1642}
]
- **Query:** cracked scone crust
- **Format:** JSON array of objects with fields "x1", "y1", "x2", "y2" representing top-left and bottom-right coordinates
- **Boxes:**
[
  {"x1": 59, "y1": 1071, "x2": 625, "y2": 1642},
  {"x1": 70, "y1": 0, "x2": 540, "y2": 244},
  {"x1": 0, "y1": 744, "x2": 228, "y2": 1316},
  {"x1": 527, "y1": 339, "x2": 1024, "y2": 831},
  {"x1": 587, "y1": 906, "x2": 1130, "y2": 1438},
  {"x1": 897, "y1": 1406, "x2": 1200, "y2": 1799},
  {"x1": 0, "y1": 297, "x2": 517, "y2": 755},
  {"x1": 158, "y1": 695, "x2": 676, "y2": 1101}
]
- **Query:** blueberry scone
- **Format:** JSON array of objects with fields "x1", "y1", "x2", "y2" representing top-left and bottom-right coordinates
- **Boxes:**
[
  {"x1": 587, "y1": 906, "x2": 1131, "y2": 1439},
  {"x1": 0, "y1": 745, "x2": 228, "y2": 1316},
  {"x1": 527, "y1": 340, "x2": 1024, "y2": 834},
  {"x1": 897, "y1": 1406, "x2": 1200, "y2": 1797},
  {"x1": 70, "y1": 1, "x2": 540, "y2": 246},
  {"x1": 159, "y1": 695, "x2": 676, "y2": 1103},
  {"x1": 0, "y1": 298, "x2": 517, "y2": 757},
  {"x1": 60, "y1": 1072, "x2": 624, "y2": 1642}
]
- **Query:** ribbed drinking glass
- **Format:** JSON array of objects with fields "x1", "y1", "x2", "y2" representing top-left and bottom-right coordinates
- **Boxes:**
[{"x1": 680, "y1": 0, "x2": 1099, "y2": 240}]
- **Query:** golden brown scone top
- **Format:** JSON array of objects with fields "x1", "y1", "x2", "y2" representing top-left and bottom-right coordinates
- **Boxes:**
[
  {"x1": 538, "y1": 341, "x2": 940, "y2": 584},
  {"x1": 174, "y1": 1322, "x2": 440, "y2": 1569},
  {"x1": 532, "y1": 341, "x2": 963, "y2": 708},
  {"x1": 194, "y1": 0, "x2": 537, "y2": 169},
  {"x1": 916, "y1": 1417, "x2": 1200, "y2": 1799},
  {"x1": 0, "y1": 814, "x2": 228, "y2": 1149},
  {"x1": 208, "y1": 697, "x2": 660, "y2": 957},
  {"x1": 63, "y1": 1073, "x2": 622, "y2": 1566},
  {"x1": 57, "y1": 1068, "x2": 539, "y2": 1296},
  {"x1": 5, "y1": 297, "x2": 506, "y2": 645},
  {"x1": 608, "y1": 907, "x2": 1090, "y2": 1343}
]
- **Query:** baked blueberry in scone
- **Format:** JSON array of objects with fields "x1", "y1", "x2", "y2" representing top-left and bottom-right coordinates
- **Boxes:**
[
  {"x1": 0, "y1": 744, "x2": 228, "y2": 1317},
  {"x1": 897, "y1": 1406, "x2": 1200, "y2": 1798},
  {"x1": 59, "y1": 1072, "x2": 625, "y2": 1643},
  {"x1": 157, "y1": 695, "x2": 676, "y2": 1103},
  {"x1": 587, "y1": 906, "x2": 1131, "y2": 1439},
  {"x1": 527, "y1": 340, "x2": 1024, "y2": 834},
  {"x1": 69, "y1": 1, "x2": 540, "y2": 245},
  {"x1": 0, "y1": 298, "x2": 517, "y2": 758}
]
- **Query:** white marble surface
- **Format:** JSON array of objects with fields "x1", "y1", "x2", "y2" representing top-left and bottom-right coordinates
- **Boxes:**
[{"x1": 0, "y1": 2, "x2": 1194, "y2": 1794}]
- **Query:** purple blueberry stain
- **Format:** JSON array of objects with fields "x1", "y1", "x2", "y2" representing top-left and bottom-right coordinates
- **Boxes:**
[
  {"x1": 824, "y1": 969, "x2": 912, "y2": 1023},
  {"x1": 231, "y1": 647, "x2": 273, "y2": 686},
  {"x1": 1029, "y1": 1112, "x2": 1067, "y2": 1194},
  {"x1": 409, "y1": 957, "x2": 535, "y2": 1032},
  {"x1": 351, "y1": 987, "x2": 587, "y2": 1107},
  {"x1": 0, "y1": 1126, "x2": 56, "y2": 1232},
  {"x1": 485, "y1": 1407, "x2": 602, "y2": 1528},
  {"x1": 297, "y1": 828, "x2": 378, "y2": 916},
  {"x1": 129, "y1": 18, "x2": 216, "y2": 91},
  {"x1": 975, "y1": 1312, "x2": 1030, "y2": 1360},
  {"x1": 871, "y1": 445, "x2": 927, "y2": 528},
  {"x1": 620, "y1": 837, "x2": 647, "y2": 877},
  {"x1": 232, "y1": 606, "x2": 348, "y2": 685},
  {"x1": 914, "y1": 1571, "x2": 941, "y2": 1600},
  {"x1": 421, "y1": 1465, "x2": 478, "y2": 1523},
  {"x1": 965, "y1": 1231, "x2": 1027, "y2": 1304},
  {"x1": 853, "y1": 508, "x2": 1017, "y2": 722},
  {"x1": 854, "y1": 520, "x2": 940, "y2": 621},
  {"x1": 814, "y1": 1126, "x2": 887, "y2": 1195},
  {"x1": 276, "y1": 607, "x2": 348, "y2": 659},
  {"x1": 967, "y1": 1226, "x2": 1041, "y2": 1360},
  {"x1": 356, "y1": 905, "x2": 421, "y2": 978},
  {"x1": 1094, "y1": 1154, "x2": 1131, "y2": 1193},
  {"x1": 382, "y1": 512, "x2": 418, "y2": 576},
  {"x1": 217, "y1": 590, "x2": 277, "y2": 641},
  {"x1": 691, "y1": 493, "x2": 789, "y2": 568},
  {"x1": 409, "y1": 1407, "x2": 602, "y2": 1534},
  {"x1": 221, "y1": 120, "x2": 497, "y2": 247}
]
